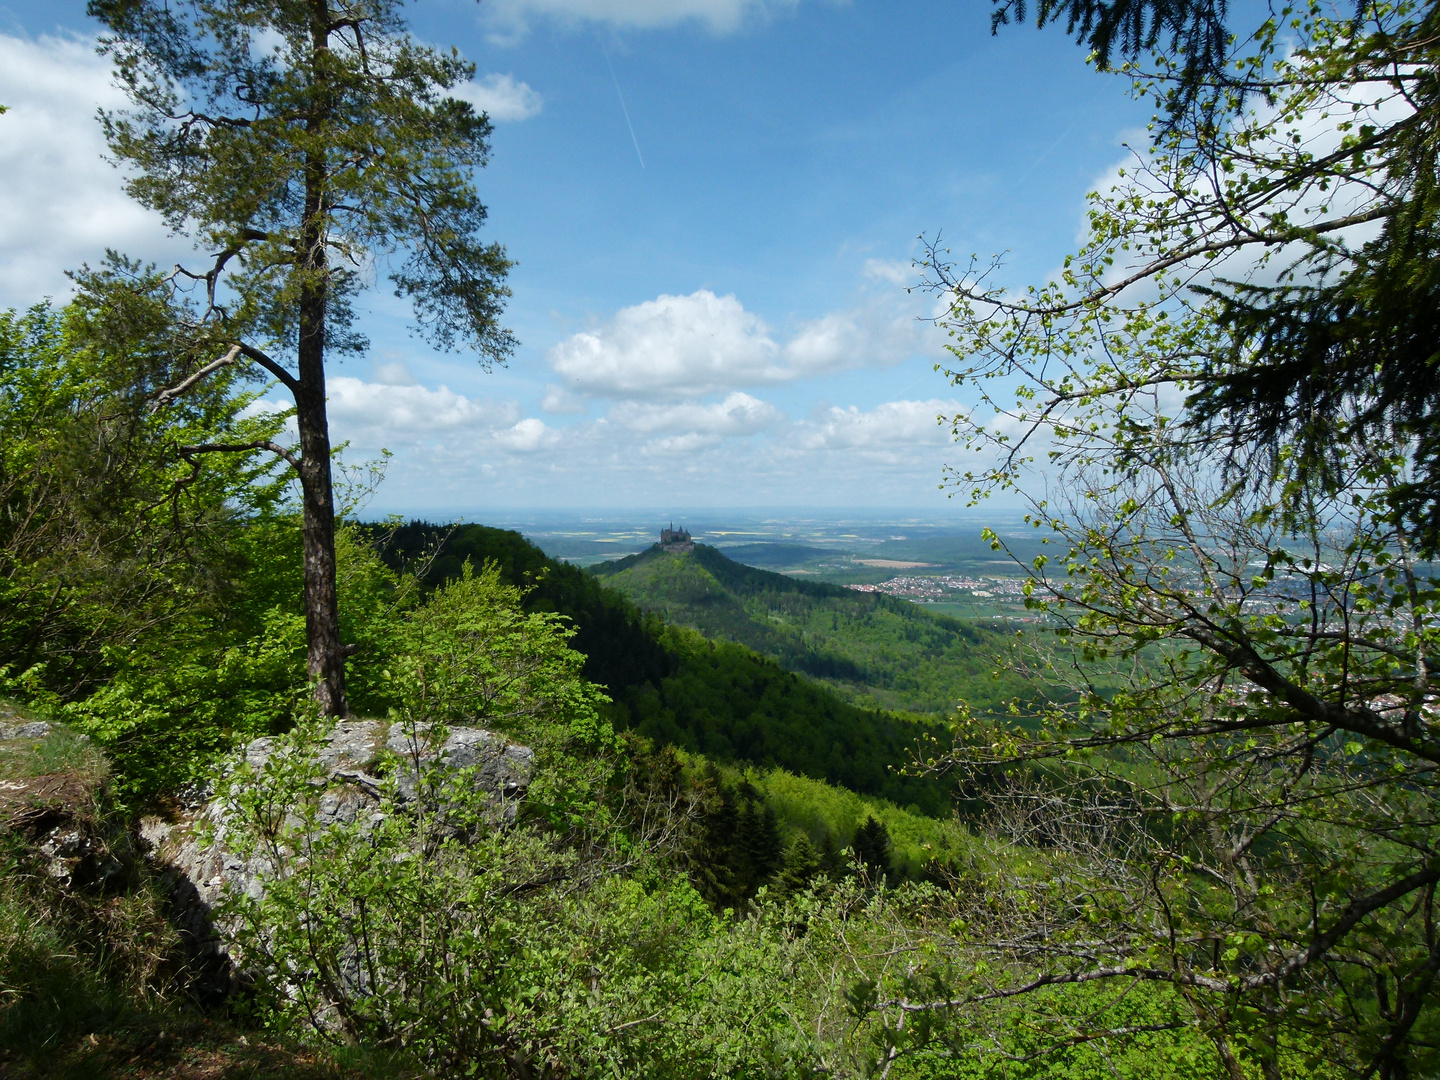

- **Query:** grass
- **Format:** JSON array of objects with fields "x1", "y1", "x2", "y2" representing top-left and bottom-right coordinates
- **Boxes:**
[
  {"x1": 0, "y1": 702, "x2": 423, "y2": 1080},
  {"x1": 0, "y1": 723, "x2": 109, "y2": 784},
  {"x1": 750, "y1": 766, "x2": 982, "y2": 876}
]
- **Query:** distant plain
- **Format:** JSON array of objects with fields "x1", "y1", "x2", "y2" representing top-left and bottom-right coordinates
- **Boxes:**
[{"x1": 472, "y1": 511, "x2": 1056, "y2": 621}]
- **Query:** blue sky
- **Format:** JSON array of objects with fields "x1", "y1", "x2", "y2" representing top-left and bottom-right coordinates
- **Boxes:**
[{"x1": 0, "y1": 0, "x2": 1152, "y2": 516}]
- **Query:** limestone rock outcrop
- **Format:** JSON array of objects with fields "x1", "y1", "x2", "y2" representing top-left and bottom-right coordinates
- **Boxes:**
[
  {"x1": 0, "y1": 720, "x2": 52, "y2": 741},
  {"x1": 142, "y1": 718, "x2": 534, "y2": 1001}
]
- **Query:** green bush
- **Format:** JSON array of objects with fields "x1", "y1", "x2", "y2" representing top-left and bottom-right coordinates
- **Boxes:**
[{"x1": 213, "y1": 564, "x2": 818, "y2": 1078}]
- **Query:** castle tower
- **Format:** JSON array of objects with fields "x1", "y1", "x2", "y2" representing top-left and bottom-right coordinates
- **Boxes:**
[{"x1": 659, "y1": 523, "x2": 694, "y2": 553}]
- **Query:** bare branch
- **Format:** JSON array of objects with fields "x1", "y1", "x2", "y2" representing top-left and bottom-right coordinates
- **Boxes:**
[
  {"x1": 150, "y1": 344, "x2": 241, "y2": 411},
  {"x1": 235, "y1": 342, "x2": 300, "y2": 394},
  {"x1": 179, "y1": 439, "x2": 300, "y2": 472}
]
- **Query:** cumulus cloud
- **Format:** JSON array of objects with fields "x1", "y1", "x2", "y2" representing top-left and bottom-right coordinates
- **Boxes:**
[
  {"x1": 548, "y1": 290, "x2": 785, "y2": 399},
  {"x1": 494, "y1": 417, "x2": 559, "y2": 451},
  {"x1": 482, "y1": 0, "x2": 800, "y2": 39},
  {"x1": 0, "y1": 33, "x2": 190, "y2": 307},
  {"x1": 782, "y1": 299, "x2": 934, "y2": 376},
  {"x1": 610, "y1": 392, "x2": 780, "y2": 435},
  {"x1": 327, "y1": 377, "x2": 521, "y2": 443},
  {"x1": 547, "y1": 289, "x2": 939, "y2": 399},
  {"x1": 450, "y1": 74, "x2": 544, "y2": 122},
  {"x1": 795, "y1": 399, "x2": 958, "y2": 460}
]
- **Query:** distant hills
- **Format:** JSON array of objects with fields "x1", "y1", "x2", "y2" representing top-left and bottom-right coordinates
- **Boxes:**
[
  {"x1": 372, "y1": 522, "x2": 954, "y2": 814},
  {"x1": 714, "y1": 542, "x2": 831, "y2": 569},
  {"x1": 591, "y1": 542, "x2": 1032, "y2": 717}
]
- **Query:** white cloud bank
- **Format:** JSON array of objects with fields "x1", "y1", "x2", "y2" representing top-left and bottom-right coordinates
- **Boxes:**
[
  {"x1": 315, "y1": 364, "x2": 965, "y2": 508},
  {"x1": 0, "y1": 33, "x2": 189, "y2": 306},
  {"x1": 547, "y1": 288, "x2": 939, "y2": 399},
  {"x1": 451, "y1": 74, "x2": 544, "y2": 122},
  {"x1": 482, "y1": 0, "x2": 801, "y2": 39}
]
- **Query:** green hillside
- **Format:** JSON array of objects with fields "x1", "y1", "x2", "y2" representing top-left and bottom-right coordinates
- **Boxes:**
[
  {"x1": 373, "y1": 523, "x2": 951, "y2": 814},
  {"x1": 590, "y1": 543, "x2": 1034, "y2": 717}
]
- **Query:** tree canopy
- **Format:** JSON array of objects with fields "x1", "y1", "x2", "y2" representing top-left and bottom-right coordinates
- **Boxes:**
[
  {"x1": 986, "y1": 0, "x2": 1440, "y2": 550},
  {"x1": 89, "y1": 0, "x2": 514, "y2": 714},
  {"x1": 862, "y1": 1, "x2": 1440, "y2": 1074}
]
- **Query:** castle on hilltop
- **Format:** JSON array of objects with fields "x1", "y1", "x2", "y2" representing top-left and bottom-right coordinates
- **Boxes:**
[{"x1": 659, "y1": 523, "x2": 694, "y2": 553}]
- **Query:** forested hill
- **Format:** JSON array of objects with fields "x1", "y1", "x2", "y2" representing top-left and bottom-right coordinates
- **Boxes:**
[
  {"x1": 372, "y1": 522, "x2": 951, "y2": 814},
  {"x1": 591, "y1": 543, "x2": 1032, "y2": 717}
]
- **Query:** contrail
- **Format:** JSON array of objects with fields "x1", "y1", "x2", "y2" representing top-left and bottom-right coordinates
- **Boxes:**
[
  {"x1": 601, "y1": 44, "x2": 645, "y2": 170},
  {"x1": 1013, "y1": 119, "x2": 1078, "y2": 187}
]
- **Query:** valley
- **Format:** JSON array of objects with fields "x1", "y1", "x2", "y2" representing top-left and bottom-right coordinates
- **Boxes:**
[{"x1": 588, "y1": 539, "x2": 1042, "y2": 718}]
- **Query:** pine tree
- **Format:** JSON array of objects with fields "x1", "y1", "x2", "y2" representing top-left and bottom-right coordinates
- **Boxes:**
[
  {"x1": 818, "y1": 832, "x2": 846, "y2": 880},
  {"x1": 742, "y1": 800, "x2": 784, "y2": 890},
  {"x1": 89, "y1": 0, "x2": 515, "y2": 715},
  {"x1": 774, "y1": 835, "x2": 824, "y2": 897},
  {"x1": 852, "y1": 816, "x2": 891, "y2": 885}
]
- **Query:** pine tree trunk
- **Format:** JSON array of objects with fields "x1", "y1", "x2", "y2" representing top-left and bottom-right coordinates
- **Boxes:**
[
  {"x1": 295, "y1": 342, "x2": 348, "y2": 718},
  {"x1": 297, "y1": 4, "x2": 347, "y2": 717},
  {"x1": 294, "y1": 258, "x2": 348, "y2": 714}
]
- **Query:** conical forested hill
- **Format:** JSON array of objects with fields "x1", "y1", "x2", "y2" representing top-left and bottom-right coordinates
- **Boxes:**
[
  {"x1": 591, "y1": 543, "x2": 1031, "y2": 717},
  {"x1": 372, "y1": 522, "x2": 954, "y2": 813}
]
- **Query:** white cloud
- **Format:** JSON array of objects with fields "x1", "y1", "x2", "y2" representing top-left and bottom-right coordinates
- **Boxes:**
[
  {"x1": 862, "y1": 258, "x2": 912, "y2": 287},
  {"x1": 450, "y1": 74, "x2": 544, "y2": 123},
  {"x1": 547, "y1": 290, "x2": 785, "y2": 399},
  {"x1": 342, "y1": 388, "x2": 975, "y2": 512},
  {"x1": 547, "y1": 288, "x2": 940, "y2": 399},
  {"x1": 494, "y1": 417, "x2": 559, "y2": 451},
  {"x1": 0, "y1": 33, "x2": 190, "y2": 307},
  {"x1": 782, "y1": 299, "x2": 934, "y2": 375},
  {"x1": 610, "y1": 392, "x2": 780, "y2": 435},
  {"x1": 797, "y1": 399, "x2": 957, "y2": 457},
  {"x1": 641, "y1": 432, "x2": 725, "y2": 455},
  {"x1": 482, "y1": 0, "x2": 800, "y2": 39},
  {"x1": 327, "y1": 377, "x2": 521, "y2": 442}
]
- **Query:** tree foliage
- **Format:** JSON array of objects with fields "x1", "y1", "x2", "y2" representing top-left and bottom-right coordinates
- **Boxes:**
[
  {"x1": 594, "y1": 543, "x2": 1035, "y2": 718},
  {"x1": 375, "y1": 522, "x2": 956, "y2": 812},
  {"x1": 0, "y1": 271, "x2": 282, "y2": 701},
  {"x1": 213, "y1": 567, "x2": 815, "y2": 1078},
  {"x1": 89, "y1": 0, "x2": 514, "y2": 714},
  {"x1": 989, "y1": 0, "x2": 1440, "y2": 548},
  {"x1": 886, "y1": 3, "x2": 1440, "y2": 1075}
]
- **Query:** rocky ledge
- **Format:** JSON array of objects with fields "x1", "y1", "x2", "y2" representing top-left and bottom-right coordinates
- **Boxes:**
[{"x1": 141, "y1": 718, "x2": 534, "y2": 1001}]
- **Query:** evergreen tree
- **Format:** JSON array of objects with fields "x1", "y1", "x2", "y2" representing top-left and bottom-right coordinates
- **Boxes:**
[
  {"x1": 739, "y1": 799, "x2": 784, "y2": 892},
  {"x1": 89, "y1": 0, "x2": 514, "y2": 715},
  {"x1": 818, "y1": 832, "x2": 847, "y2": 880},
  {"x1": 774, "y1": 835, "x2": 824, "y2": 898},
  {"x1": 851, "y1": 816, "x2": 891, "y2": 884}
]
